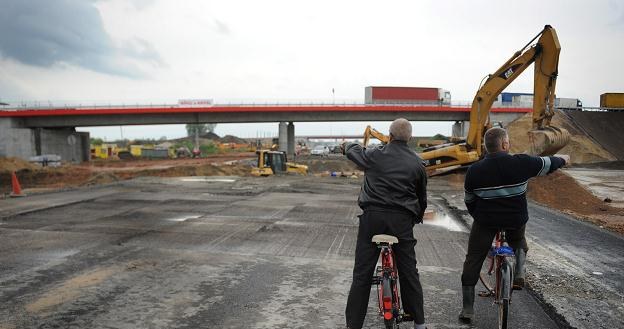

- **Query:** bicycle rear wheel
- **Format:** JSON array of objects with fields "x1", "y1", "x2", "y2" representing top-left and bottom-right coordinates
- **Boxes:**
[
  {"x1": 381, "y1": 275, "x2": 397, "y2": 329},
  {"x1": 384, "y1": 318, "x2": 397, "y2": 329},
  {"x1": 498, "y1": 260, "x2": 512, "y2": 329}
]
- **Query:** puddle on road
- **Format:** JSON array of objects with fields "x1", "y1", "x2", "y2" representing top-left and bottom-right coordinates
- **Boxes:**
[
  {"x1": 180, "y1": 178, "x2": 237, "y2": 183},
  {"x1": 422, "y1": 208, "x2": 465, "y2": 232},
  {"x1": 166, "y1": 215, "x2": 202, "y2": 222}
]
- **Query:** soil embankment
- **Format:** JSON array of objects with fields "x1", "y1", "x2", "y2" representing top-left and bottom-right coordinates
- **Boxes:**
[
  {"x1": 528, "y1": 171, "x2": 624, "y2": 234},
  {"x1": 506, "y1": 110, "x2": 617, "y2": 163},
  {"x1": 563, "y1": 110, "x2": 624, "y2": 160},
  {"x1": 0, "y1": 156, "x2": 254, "y2": 194}
]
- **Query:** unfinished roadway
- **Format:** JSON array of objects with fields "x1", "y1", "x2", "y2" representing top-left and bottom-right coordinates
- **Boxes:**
[{"x1": 4, "y1": 174, "x2": 619, "y2": 329}]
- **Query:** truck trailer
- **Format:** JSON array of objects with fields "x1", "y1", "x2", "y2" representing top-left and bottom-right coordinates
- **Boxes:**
[
  {"x1": 365, "y1": 86, "x2": 451, "y2": 105},
  {"x1": 600, "y1": 93, "x2": 624, "y2": 109}
]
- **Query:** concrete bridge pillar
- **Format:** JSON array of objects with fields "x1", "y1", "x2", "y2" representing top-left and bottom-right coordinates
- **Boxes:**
[
  {"x1": 278, "y1": 122, "x2": 288, "y2": 153},
  {"x1": 0, "y1": 118, "x2": 36, "y2": 159},
  {"x1": 452, "y1": 121, "x2": 469, "y2": 138},
  {"x1": 0, "y1": 118, "x2": 89, "y2": 162},
  {"x1": 287, "y1": 122, "x2": 295, "y2": 159}
]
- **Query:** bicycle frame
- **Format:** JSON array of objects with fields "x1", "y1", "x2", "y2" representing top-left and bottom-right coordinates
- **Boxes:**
[
  {"x1": 479, "y1": 230, "x2": 515, "y2": 329},
  {"x1": 375, "y1": 245, "x2": 400, "y2": 320},
  {"x1": 372, "y1": 242, "x2": 413, "y2": 328}
]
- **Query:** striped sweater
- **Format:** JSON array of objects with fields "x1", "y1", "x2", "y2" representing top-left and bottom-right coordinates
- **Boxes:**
[{"x1": 464, "y1": 152, "x2": 566, "y2": 228}]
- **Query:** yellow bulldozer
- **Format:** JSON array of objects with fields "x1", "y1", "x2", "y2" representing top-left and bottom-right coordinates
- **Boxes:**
[{"x1": 251, "y1": 150, "x2": 308, "y2": 176}]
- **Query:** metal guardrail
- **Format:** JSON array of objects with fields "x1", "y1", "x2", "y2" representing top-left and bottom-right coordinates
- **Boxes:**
[
  {"x1": 558, "y1": 106, "x2": 624, "y2": 112},
  {"x1": 0, "y1": 101, "x2": 534, "y2": 111}
]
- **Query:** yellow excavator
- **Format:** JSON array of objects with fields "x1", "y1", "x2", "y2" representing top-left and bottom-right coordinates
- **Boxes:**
[
  {"x1": 363, "y1": 125, "x2": 390, "y2": 146},
  {"x1": 251, "y1": 150, "x2": 308, "y2": 176},
  {"x1": 364, "y1": 25, "x2": 570, "y2": 171}
]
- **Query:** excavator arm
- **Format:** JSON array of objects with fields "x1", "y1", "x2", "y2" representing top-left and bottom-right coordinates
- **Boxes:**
[
  {"x1": 466, "y1": 25, "x2": 567, "y2": 155},
  {"x1": 363, "y1": 125, "x2": 390, "y2": 146},
  {"x1": 420, "y1": 25, "x2": 569, "y2": 170}
]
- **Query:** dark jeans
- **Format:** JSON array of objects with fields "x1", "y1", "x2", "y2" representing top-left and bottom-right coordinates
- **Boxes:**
[
  {"x1": 461, "y1": 222, "x2": 528, "y2": 286},
  {"x1": 345, "y1": 209, "x2": 425, "y2": 328}
]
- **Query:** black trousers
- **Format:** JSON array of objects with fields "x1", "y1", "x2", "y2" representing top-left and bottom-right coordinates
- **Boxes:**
[
  {"x1": 345, "y1": 209, "x2": 425, "y2": 328},
  {"x1": 461, "y1": 222, "x2": 528, "y2": 286}
]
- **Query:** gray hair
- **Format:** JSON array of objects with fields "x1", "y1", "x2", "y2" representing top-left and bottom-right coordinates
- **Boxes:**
[
  {"x1": 389, "y1": 118, "x2": 412, "y2": 141},
  {"x1": 484, "y1": 127, "x2": 508, "y2": 153}
]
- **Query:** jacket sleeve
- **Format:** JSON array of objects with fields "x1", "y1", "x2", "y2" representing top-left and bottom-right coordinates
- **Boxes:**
[
  {"x1": 345, "y1": 143, "x2": 376, "y2": 170},
  {"x1": 520, "y1": 154, "x2": 566, "y2": 178},
  {"x1": 464, "y1": 169, "x2": 477, "y2": 216},
  {"x1": 417, "y1": 169, "x2": 428, "y2": 220}
]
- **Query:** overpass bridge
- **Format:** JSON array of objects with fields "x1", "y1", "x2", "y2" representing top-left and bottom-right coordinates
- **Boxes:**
[{"x1": 0, "y1": 103, "x2": 530, "y2": 162}]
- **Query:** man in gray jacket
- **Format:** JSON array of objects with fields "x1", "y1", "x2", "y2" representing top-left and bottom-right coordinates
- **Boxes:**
[{"x1": 343, "y1": 118, "x2": 428, "y2": 329}]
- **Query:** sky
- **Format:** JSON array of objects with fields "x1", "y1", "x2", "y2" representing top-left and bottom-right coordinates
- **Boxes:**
[{"x1": 0, "y1": 0, "x2": 622, "y2": 140}]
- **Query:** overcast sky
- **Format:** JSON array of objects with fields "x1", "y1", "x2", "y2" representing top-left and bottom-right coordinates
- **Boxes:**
[{"x1": 1, "y1": 0, "x2": 622, "y2": 140}]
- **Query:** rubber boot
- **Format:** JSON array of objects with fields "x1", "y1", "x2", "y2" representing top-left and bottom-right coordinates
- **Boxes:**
[
  {"x1": 458, "y1": 285, "x2": 475, "y2": 322},
  {"x1": 513, "y1": 249, "x2": 526, "y2": 290}
]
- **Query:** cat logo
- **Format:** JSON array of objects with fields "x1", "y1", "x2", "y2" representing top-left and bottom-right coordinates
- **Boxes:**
[
  {"x1": 504, "y1": 68, "x2": 514, "y2": 79},
  {"x1": 498, "y1": 64, "x2": 522, "y2": 80}
]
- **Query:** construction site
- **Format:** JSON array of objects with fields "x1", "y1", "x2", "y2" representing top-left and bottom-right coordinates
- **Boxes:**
[
  {"x1": 1, "y1": 105, "x2": 624, "y2": 329},
  {"x1": 1, "y1": 4, "x2": 624, "y2": 329}
]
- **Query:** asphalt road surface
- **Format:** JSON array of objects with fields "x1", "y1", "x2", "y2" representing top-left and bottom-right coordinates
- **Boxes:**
[{"x1": 1, "y1": 176, "x2": 561, "y2": 328}]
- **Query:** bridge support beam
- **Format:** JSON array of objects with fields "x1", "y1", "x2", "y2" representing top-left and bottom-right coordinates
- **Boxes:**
[
  {"x1": 287, "y1": 122, "x2": 295, "y2": 159},
  {"x1": 0, "y1": 118, "x2": 89, "y2": 163},
  {"x1": 278, "y1": 122, "x2": 288, "y2": 153}
]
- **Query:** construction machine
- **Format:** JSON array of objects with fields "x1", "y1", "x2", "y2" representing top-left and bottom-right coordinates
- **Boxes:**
[
  {"x1": 421, "y1": 25, "x2": 569, "y2": 170},
  {"x1": 363, "y1": 125, "x2": 390, "y2": 146},
  {"x1": 251, "y1": 150, "x2": 308, "y2": 176},
  {"x1": 361, "y1": 25, "x2": 570, "y2": 172}
]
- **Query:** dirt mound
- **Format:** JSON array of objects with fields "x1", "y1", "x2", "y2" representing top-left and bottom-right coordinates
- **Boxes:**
[
  {"x1": 1, "y1": 162, "x2": 252, "y2": 194},
  {"x1": 219, "y1": 135, "x2": 247, "y2": 144},
  {"x1": 297, "y1": 158, "x2": 359, "y2": 174},
  {"x1": 0, "y1": 157, "x2": 39, "y2": 173},
  {"x1": 565, "y1": 110, "x2": 624, "y2": 160},
  {"x1": 83, "y1": 172, "x2": 120, "y2": 186},
  {"x1": 114, "y1": 163, "x2": 251, "y2": 179},
  {"x1": 506, "y1": 111, "x2": 616, "y2": 163},
  {"x1": 528, "y1": 171, "x2": 624, "y2": 234},
  {"x1": 200, "y1": 132, "x2": 220, "y2": 140}
]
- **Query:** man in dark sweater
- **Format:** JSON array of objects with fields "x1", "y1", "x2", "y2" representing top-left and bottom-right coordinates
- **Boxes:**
[
  {"x1": 459, "y1": 127, "x2": 568, "y2": 322},
  {"x1": 343, "y1": 118, "x2": 428, "y2": 329}
]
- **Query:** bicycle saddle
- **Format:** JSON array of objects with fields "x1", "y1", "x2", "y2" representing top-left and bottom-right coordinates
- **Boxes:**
[{"x1": 372, "y1": 234, "x2": 398, "y2": 244}]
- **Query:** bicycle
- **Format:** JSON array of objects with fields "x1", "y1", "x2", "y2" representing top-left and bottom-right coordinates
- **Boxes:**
[
  {"x1": 478, "y1": 229, "x2": 516, "y2": 329},
  {"x1": 371, "y1": 234, "x2": 413, "y2": 329}
]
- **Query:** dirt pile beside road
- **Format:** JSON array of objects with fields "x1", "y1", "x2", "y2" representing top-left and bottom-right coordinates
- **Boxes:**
[
  {"x1": 565, "y1": 110, "x2": 624, "y2": 160},
  {"x1": 1, "y1": 162, "x2": 252, "y2": 194},
  {"x1": 296, "y1": 156, "x2": 359, "y2": 175},
  {"x1": 114, "y1": 163, "x2": 251, "y2": 179},
  {"x1": 528, "y1": 171, "x2": 624, "y2": 234},
  {"x1": 506, "y1": 111, "x2": 616, "y2": 163},
  {"x1": 0, "y1": 157, "x2": 39, "y2": 173}
]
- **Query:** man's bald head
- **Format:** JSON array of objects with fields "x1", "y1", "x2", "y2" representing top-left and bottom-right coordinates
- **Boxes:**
[
  {"x1": 389, "y1": 118, "x2": 412, "y2": 142},
  {"x1": 484, "y1": 127, "x2": 509, "y2": 153}
]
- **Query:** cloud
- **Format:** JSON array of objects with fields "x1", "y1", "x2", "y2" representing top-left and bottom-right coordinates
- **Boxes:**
[{"x1": 0, "y1": 0, "x2": 162, "y2": 78}]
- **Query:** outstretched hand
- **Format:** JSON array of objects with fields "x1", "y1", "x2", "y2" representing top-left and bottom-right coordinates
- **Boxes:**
[
  {"x1": 557, "y1": 154, "x2": 571, "y2": 166},
  {"x1": 340, "y1": 142, "x2": 348, "y2": 155}
]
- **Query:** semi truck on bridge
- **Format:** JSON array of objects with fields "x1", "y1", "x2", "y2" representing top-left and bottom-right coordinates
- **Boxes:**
[{"x1": 365, "y1": 86, "x2": 452, "y2": 105}]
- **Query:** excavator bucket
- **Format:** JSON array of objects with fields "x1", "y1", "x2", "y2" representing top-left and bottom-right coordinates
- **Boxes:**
[{"x1": 527, "y1": 127, "x2": 570, "y2": 156}]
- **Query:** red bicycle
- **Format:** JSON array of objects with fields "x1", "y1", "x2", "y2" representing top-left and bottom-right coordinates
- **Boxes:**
[{"x1": 371, "y1": 234, "x2": 413, "y2": 329}]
